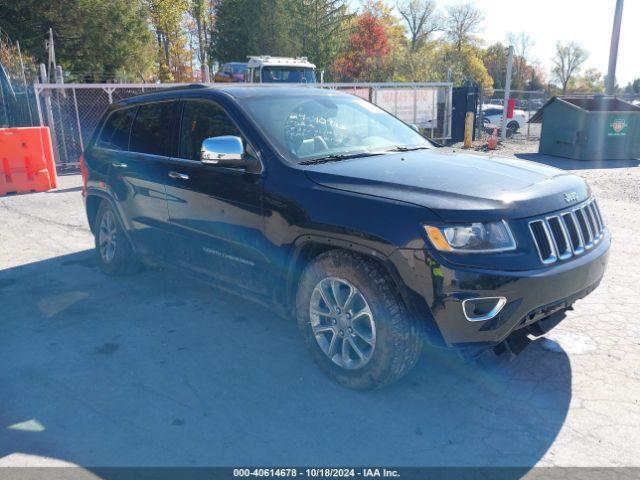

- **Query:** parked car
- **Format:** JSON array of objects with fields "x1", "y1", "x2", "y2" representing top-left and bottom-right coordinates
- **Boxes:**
[
  {"x1": 246, "y1": 56, "x2": 316, "y2": 84},
  {"x1": 214, "y1": 62, "x2": 248, "y2": 83},
  {"x1": 482, "y1": 103, "x2": 528, "y2": 133},
  {"x1": 82, "y1": 86, "x2": 610, "y2": 389}
]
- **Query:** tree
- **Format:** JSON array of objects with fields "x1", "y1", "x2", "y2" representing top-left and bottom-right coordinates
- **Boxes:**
[
  {"x1": 623, "y1": 78, "x2": 640, "y2": 94},
  {"x1": 506, "y1": 31, "x2": 534, "y2": 90},
  {"x1": 189, "y1": 0, "x2": 213, "y2": 81},
  {"x1": 333, "y1": 12, "x2": 389, "y2": 81},
  {"x1": 212, "y1": 0, "x2": 262, "y2": 63},
  {"x1": 528, "y1": 62, "x2": 546, "y2": 91},
  {"x1": 0, "y1": 0, "x2": 156, "y2": 82},
  {"x1": 212, "y1": 0, "x2": 295, "y2": 64},
  {"x1": 145, "y1": 0, "x2": 191, "y2": 82},
  {"x1": 443, "y1": 3, "x2": 483, "y2": 52},
  {"x1": 212, "y1": 0, "x2": 352, "y2": 75},
  {"x1": 552, "y1": 41, "x2": 588, "y2": 94},
  {"x1": 397, "y1": 0, "x2": 439, "y2": 52},
  {"x1": 362, "y1": 0, "x2": 407, "y2": 80},
  {"x1": 430, "y1": 42, "x2": 492, "y2": 88},
  {"x1": 572, "y1": 68, "x2": 604, "y2": 93},
  {"x1": 290, "y1": 0, "x2": 353, "y2": 74},
  {"x1": 482, "y1": 42, "x2": 508, "y2": 89}
]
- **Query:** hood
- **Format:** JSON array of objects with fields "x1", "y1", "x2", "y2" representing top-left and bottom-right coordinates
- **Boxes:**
[{"x1": 303, "y1": 149, "x2": 590, "y2": 222}]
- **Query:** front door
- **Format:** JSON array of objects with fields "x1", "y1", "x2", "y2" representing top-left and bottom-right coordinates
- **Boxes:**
[{"x1": 164, "y1": 99, "x2": 267, "y2": 294}]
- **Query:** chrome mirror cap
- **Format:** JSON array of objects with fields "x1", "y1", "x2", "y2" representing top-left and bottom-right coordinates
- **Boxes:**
[{"x1": 201, "y1": 136, "x2": 244, "y2": 165}]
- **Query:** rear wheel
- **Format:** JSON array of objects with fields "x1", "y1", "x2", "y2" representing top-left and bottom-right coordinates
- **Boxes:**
[
  {"x1": 507, "y1": 120, "x2": 519, "y2": 134},
  {"x1": 94, "y1": 201, "x2": 140, "y2": 276},
  {"x1": 296, "y1": 250, "x2": 422, "y2": 390}
]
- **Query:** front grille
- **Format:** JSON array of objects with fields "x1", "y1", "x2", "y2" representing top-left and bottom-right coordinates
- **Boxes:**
[{"x1": 529, "y1": 199, "x2": 605, "y2": 264}]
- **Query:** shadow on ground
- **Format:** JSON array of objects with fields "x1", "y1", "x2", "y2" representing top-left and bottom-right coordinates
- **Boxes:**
[
  {"x1": 516, "y1": 153, "x2": 639, "y2": 170},
  {"x1": 0, "y1": 251, "x2": 571, "y2": 470}
]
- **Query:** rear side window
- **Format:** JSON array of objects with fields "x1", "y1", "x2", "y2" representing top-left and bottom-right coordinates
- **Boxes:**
[
  {"x1": 130, "y1": 102, "x2": 177, "y2": 157},
  {"x1": 97, "y1": 108, "x2": 135, "y2": 150},
  {"x1": 179, "y1": 100, "x2": 242, "y2": 161}
]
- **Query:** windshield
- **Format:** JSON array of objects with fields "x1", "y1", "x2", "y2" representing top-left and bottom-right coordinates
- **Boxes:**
[
  {"x1": 238, "y1": 94, "x2": 432, "y2": 163},
  {"x1": 231, "y1": 64, "x2": 248, "y2": 74},
  {"x1": 261, "y1": 67, "x2": 316, "y2": 84}
]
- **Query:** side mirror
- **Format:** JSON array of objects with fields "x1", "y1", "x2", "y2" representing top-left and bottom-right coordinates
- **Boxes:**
[{"x1": 201, "y1": 136, "x2": 244, "y2": 167}]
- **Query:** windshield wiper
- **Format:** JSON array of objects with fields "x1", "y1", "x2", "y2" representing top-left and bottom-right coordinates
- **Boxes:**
[
  {"x1": 384, "y1": 146, "x2": 431, "y2": 152},
  {"x1": 299, "y1": 152, "x2": 382, "y2": 165}
]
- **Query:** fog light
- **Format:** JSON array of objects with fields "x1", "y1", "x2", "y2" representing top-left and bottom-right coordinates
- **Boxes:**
[{"x1": 462, "y1": 297, "x2": 507, "y2": 322}]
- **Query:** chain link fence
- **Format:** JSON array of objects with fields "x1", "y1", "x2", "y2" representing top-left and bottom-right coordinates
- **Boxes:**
[
  {"x1": 34, "y1": 82, "x2": 453, "y2": 169},
  {"x1": 478, "y1": 89, "x2": 549, "y2": 143},
  {"x1": 0, "y1": 33, "x2": 38, "y2": 128}
]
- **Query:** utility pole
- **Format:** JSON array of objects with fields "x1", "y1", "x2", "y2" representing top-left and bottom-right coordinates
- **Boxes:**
[
  {"x1": 606, "y1": 0, "x2": 624, "y2": 95},
  {"x1": 501, "y1": 45, "x2": 514, "y2": 142}
]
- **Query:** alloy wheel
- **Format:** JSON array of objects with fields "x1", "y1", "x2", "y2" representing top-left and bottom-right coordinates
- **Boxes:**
[
  {"x1": 309, "y1": 277, "x2": 376, "y2": 370},
  {"x1": 98, "y1": 210, "x2": 117, "y2": 264}
]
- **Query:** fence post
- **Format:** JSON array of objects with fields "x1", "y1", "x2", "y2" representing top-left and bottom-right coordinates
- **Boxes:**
[
  {"x1": 501, "y1": 45, "x2": 514, "y2": 141},
  {"x1": 477, "y1": 86, "x2": 484, "y2": 140},
  {"x1": 43, "y1": 88, "x2": 60, "y2": 164},
  {"x1": 431, "y1": 88, "x2": 436, "y2": 139},
  {"x1": 34, "y1": 84, "x2": 44, "y2": 126},
  {"x1": 72, "y1": 87, "x2": 84, "y2": 151},
  {"x1": 413, "y1": 86, "x2": 417, "y2": 124}
]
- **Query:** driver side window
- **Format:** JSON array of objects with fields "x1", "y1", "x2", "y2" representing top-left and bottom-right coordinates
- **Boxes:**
[{"x1": 179, "y1": 100, "x2": 242, "y2": 161}]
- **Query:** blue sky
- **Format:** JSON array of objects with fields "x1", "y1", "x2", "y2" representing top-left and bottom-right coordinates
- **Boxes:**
[{"x1": 352, "y1": 0, "x2": 639, "y2": 86}]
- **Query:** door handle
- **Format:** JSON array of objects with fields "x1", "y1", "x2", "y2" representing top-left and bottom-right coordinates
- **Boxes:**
[
  {"x1": 168, "y1": 171, "x2": 189, "y2": 180},
  {"x1": 112, "y1": 161, "x2": 128, "y2": 168}
]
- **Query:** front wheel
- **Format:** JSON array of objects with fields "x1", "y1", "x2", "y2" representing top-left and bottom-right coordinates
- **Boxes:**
[
  {"x1": 507, "y1": 121, "x2": 520, "y2": 134},
  {"x1": 296, "y1": 250, "x2": 423, "y2": 390}
]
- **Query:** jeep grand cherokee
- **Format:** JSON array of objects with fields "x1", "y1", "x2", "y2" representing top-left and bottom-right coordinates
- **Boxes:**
[{"x1": 82, "y1": 85, "x2": 610, "y2": 389}]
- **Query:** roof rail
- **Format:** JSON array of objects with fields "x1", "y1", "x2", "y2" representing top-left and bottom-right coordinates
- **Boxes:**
[{"x1": 156, "y1": 83, "x2": 209, "y2": 92}]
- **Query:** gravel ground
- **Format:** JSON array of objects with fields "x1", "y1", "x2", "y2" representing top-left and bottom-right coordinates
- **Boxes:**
[{"x1": 0, "y1": 152, "x2": 639, "y2": 470}]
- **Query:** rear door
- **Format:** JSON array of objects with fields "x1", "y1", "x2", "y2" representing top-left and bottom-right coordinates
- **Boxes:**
[
  {"x1": 109, "y1": 100, "x2": 178, "y2": 259},
  {"x1": 88, "y1": 106, "x2": 136, "y2": 190},
  {"x1": 164, "y1": 99, "x2": 267, "y2": 294}
]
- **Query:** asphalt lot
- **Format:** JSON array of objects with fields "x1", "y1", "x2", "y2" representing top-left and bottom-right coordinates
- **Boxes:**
[{"x1": 1, "y1": 154, "x2": 639, "y2": 469}]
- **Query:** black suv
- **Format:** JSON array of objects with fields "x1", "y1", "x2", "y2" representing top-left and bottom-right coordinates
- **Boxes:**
[{"x1": 82, "y1": 85, "x2": 610, "y2": 389}]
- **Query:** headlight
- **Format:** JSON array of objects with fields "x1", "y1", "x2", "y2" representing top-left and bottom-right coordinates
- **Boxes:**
[{"x1": 424, "y1": 220, "x2": 516, "y2": 253}]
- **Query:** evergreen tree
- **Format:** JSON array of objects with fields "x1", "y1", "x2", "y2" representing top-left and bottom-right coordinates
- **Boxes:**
[
  {"x1": 288, "y1": 0, "x2": 353, "y2": 75},
  {"x1": 0, "y1": 0, "x2": 156, "y2": 82}
]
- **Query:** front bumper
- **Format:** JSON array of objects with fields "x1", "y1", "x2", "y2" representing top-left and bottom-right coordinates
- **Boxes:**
[{"x1": 390, "y1": 230, "x2": 611, "y2": 347}]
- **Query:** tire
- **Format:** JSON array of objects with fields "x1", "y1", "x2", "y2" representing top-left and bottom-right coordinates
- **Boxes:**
[
  {"x1": 507, "y1": 121, "x2": 519, "y2": 134},
  {"x1": 296, "y1": 250, "x2": 423, "y2": 390},
  {"x1": 94, "y1": 200, "x2": 141, "y2": 276}
]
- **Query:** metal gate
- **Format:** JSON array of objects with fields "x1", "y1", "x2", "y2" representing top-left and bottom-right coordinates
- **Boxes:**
[{"x1": 34, "y1": 82, "x2": 453, "y2": 168}]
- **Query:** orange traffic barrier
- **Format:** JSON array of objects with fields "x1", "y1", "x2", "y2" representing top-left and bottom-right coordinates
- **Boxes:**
[{"x1": 0, "y1": 127, "x2": 58, "y2": 196}]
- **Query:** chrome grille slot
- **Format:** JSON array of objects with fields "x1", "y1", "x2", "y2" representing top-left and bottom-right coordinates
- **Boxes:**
[
  {"x1": 575, "y1": 208, "x2": 593, "y2": 247},
  {"x1": 529, "y1": 199, "x2": 605, "y2": 265},
  {"x1": 529, "y1": 220, "x2": 556, "y2": 264},
  {"x1": 584, "y1": 204, "x2": 598, "y2": 240},
  {"x1": 593, "y1": 200, "x2": 605, "y2": 230},
  {"x1": 561, "y1": 212, "x2": 584, "y2": 254},
  {"x1": 547, "y1": 216, "x2": 572, "y2": 259},
  {"x1": 589, "y1": 202, "x2": 603, "y2": 233}
]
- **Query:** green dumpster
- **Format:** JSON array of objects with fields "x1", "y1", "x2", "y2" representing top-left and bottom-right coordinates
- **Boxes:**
[{"x1": 531, "y1": 96, "x2": 640, "y2": 160}]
